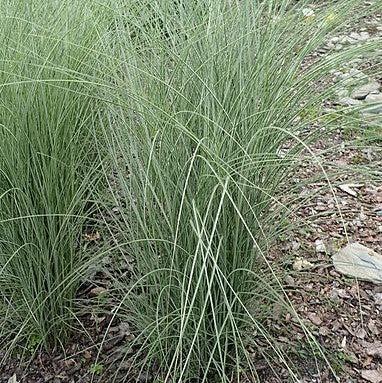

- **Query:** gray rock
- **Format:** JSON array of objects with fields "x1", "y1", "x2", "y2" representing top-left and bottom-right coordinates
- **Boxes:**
[
  {"x1": 348, "y1": 68, "x2": 367, "y2": 79},
  {"x1": 364, "y1": 93, "x2": 382, "y2": 114},
  {"x1": 335, "y1": 88, "x2": 349, "y2": 98},
  {"x1": 333, "y1": 242, "x2": 382, "y2": 284},
  {"x1": 349, "y1": 32, "x2": 360, "y2": 40},
  {"x1": 338, "y1": 97, "x2": 363, "y2": 107},
  {"x1": 359, "y1": 31, "x2": 370, "y2": 41},
  {"x1": 351, "y1": 81, "x2": 380, "y2": 100},
  {"x1": 315, "y1": 239, "x2": 326, "y2": 253},
  {"x1": 349, "y1": 31, "x2": 370, "y2": 41}
]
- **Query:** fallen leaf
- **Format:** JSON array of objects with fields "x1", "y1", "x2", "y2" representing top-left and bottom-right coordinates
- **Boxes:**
[
  {"x1": 362, "y1": 355, "x2": 374, "y2": 368},
  {"x1": 368, "y1": 319, "x2": 380, "y2": 335},
  {"x1": 119, "y1": 322, "x2": 131, "y2": 336},
  {"x1": 63, "y1": 358, "x2": 76, "y2": 368},
  {"x1": 355, "y1": 327, "x2": 367, "y2": 339},
  {"x1": 366, "y1": 341, "x2": 382, "y2": 359},
  {"x1": 337, "y1": 183, "x2": 363, "y2": 197},
  {"x1": 90, "y1": 287, "x2": 107, "y2": 296},
  {"x1": 292, "y1": 241, "x2": 300, "y2": 251},
  {"x1": 361, "y1": 369, "x2": 382, "y2": 383},
  {"x1": 307, "y1": 312, "x2": 323, "y2": 326},
  {"x1": 84, "y1": 231, "x2": 101, "y2": 242},
  {"x1": 340, "y1": 336, "x2": 347, "y2": 349},
  {"x1": 293, "y1": 257, "x2": 314, "y2": 271},
  {"x1": 319, "y1": 326, "x2": 330, "y2": 336},
  {"x1": 8, "y1": 375, "x2": 18, "y2": 383},
  {"x1": 284, "y1": 275, "x2": 295, "y2": 286},
  {"x1": 336, "y1": 288, "x2": 351, "y2": 299}
]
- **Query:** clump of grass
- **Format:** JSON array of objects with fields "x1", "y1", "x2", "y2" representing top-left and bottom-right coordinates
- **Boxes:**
[
  {"x1": 0, "y1": 0, "x2": 379, "y2": 380},
  {"x1": 99, "y1": 0, "x2": 380, "y2": 381},
  {"x1": 0, "y1": 0, "x2": 109, "y2": 356}
]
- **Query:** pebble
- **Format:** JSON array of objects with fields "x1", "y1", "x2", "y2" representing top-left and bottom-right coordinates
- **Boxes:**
[
  {"x1": 315, "y1": 239, "x2": 326, "y2": 253},
  {"x1": 292, "y1": 241, "x2": 301, "y2": 251}
]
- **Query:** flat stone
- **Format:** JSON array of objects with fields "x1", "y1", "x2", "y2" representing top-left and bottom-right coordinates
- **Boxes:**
[
  {"x1": 349, "y1": 32, "x2": 361, "y2": 40},
  {"x1": 349, "y1": 31, "x2": 370, "y2": 41},
  {"x1": 333, "y1": 242, "x2": 382, "y2": 284},
  {"x1": 335, "y1": 88, "x2": 349, "y2": 98},
  {"x1": 360, "y1": 370, "x2": 382, "y2": 383},
  {"x1": 364, "y1": 93, "x2": 382, "y2": 114},
  {"x1": 351, "y1": 81, "x2": 380, "y2": 100},
  {"x1": 338, "y1": 97, "x2": 363, "y2": 107},
  {"x1": 359, "y1": 31, "x2": 370, "y2": 40},
  {"x1": 348, "y1": 68, "x2": 368, "y2": 79}
]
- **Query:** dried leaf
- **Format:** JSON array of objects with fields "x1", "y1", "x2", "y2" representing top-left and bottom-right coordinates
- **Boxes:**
[
  {"x1": 307, "y1": 312, "x2": 323, "y2": 326},
  {"x1": 368, "y1": 319, "x2": 380, "y2": 335},
  {"x1": 366, "y1": 341, "x2": 382, "y2": 359},
  {"x1": 361, "y1": 370, "x2": 382, "y2": 383},
  {"x1": 285, "y1": 275, "x2": 295, "y2": 286},
  {"x1": 119, "y1": 322, "x2": 131, "y2": 336},
  {"x1": 84, "y1": 231, "x2": 101, "y2": 242},
  {"x1": 293, "y1": 257, "x2": 314, "y2": 271},
  {"x1": 355, "y1": 327, "x2": 367, "y2": 339},
  {"x1": 8, "y1": 375, "x2": 18, "y2": 383},
  {"x1": 338, "y1": 184, "x2": 363, "y2": 197},
  {"x1": 319, "y1": 326, "x2": 330, "y2": 336},
  {"x1": 63, "y1": 358, "x2": 76, "y2": 368},
  {"x1": 90, "y1": 287, "x2": 107, "y2": 296}
]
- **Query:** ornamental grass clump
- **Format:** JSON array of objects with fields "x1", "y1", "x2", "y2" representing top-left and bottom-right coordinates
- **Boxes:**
[
  {"x1": 0, "y1": 0, "x2": 109, "y2": 355},
  {"x1": 101, "y1": 0, "x2": 380, "y2": 381}
]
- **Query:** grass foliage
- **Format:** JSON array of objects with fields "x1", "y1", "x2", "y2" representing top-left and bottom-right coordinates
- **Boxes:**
[
  {"x1": 0, "y1": 0, "x2": 380, "y2": 381},
  {"x1": 0, "y1": 0, "x2": 107, "y2": 353},
  {"x1": 101, "y1": 0, "x2": 380, "y2": 381}
]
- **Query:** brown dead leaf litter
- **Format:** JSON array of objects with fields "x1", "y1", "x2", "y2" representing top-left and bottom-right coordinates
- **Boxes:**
[{"x1": 268, "y1": 41, "x2": 381, "y2": 383}]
